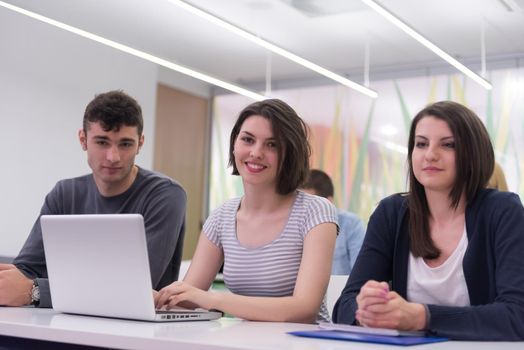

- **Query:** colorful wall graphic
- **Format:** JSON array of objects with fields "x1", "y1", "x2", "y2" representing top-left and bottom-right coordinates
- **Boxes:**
[{"x1": 209, "y1": 68, "x2": 524, "y2": 223}]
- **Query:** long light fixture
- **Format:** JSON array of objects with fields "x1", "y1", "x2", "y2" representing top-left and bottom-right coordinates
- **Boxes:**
[
  {"x1": 361, "y1": 0, "x2": 492, "y2": 90},
  {"x1": 168, "y1": 0, "x2": 378, "y2": 99},
  {"x1": 0, "y1": 1, "x2": 266, "y2": 101}
]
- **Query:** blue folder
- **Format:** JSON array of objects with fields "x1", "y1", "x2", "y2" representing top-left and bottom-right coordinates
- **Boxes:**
[{"x1": 288, "y1": 330, "x2": 448, "y2": 346}]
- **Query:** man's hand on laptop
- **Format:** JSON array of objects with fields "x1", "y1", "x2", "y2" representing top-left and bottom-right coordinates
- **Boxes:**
[
  {"x1": 0, "y1": 264, "x2": 33, "y2": 306},
  {"x1": 155, "y1": 281, "x2": 217, "y2": 311}
]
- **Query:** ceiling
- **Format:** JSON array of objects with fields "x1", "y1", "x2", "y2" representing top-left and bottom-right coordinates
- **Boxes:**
[{"x1": 3, "y1": 0, "x2": 524, "y2": 92}]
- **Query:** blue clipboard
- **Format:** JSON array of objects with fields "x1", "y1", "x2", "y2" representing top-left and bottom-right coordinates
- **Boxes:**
[{"x1": 288, "y1": 330, "x2": 448, "y2": 346}]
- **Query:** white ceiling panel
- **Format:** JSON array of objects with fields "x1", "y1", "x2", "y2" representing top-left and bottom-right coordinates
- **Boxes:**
[{"x1": 2, "y1": 0, "x2": 523, "y2": 89}]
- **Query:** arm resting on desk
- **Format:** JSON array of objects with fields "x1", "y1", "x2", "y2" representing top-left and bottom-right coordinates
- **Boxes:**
[
  {"x1": 156, "y1": 223, "x2": 337, "y2": 323},
  {"x1": 0, "y1": 264, "x2": 33, "y2": 306}
]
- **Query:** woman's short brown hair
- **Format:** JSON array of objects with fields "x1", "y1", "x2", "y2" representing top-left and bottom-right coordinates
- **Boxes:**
[
  {"x1": 407, "y1": 101, "x2": 494, "y2": 259},
  {"x1": 228, "y1": 99, "x2": 311, "y2": 195}
]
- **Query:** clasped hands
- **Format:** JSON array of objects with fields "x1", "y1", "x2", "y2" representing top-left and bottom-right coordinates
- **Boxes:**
[{"x1": 356, "y1": 280, "x2": 426, "y2": 331}]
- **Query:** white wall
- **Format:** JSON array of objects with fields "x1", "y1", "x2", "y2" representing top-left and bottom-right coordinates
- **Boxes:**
[
  {"x1": 158, "y1": 67, "x2": 212, "y2": 99},
  {"x1": 0, "y1": 9, "x2": 158, "y2": 257}
]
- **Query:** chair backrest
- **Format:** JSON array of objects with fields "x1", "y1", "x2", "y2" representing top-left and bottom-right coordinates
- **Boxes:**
[
  {"x1": 178, "y1": 260, "x2": 219, "y2": 292},
  {"x1": 326, "y1": 275, "x2": 349, "y2": 317},
  {"x1": 178, "y1": 260, "x2": 191, "y2": 281}
]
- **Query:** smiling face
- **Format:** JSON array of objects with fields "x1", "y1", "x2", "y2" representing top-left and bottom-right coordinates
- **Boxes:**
[
  {"x1": 233, "y1": 115, "x2": 280, "y2": 190},
  {"x1": 79, "y1": 121, "x2": 144, "y2": 196},
  {"x1": 411, "y1": 116, "x2": 456, "y2": 194}
]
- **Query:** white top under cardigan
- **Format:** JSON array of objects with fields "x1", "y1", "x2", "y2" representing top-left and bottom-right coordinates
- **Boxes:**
[{"x1": 407, "y1": 227, "x2": 471, "y2": 307}]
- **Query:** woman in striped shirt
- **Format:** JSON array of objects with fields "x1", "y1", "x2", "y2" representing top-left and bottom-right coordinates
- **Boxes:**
[{"x1": 155, "y1": 99, "x2": 338, "y2": 323}]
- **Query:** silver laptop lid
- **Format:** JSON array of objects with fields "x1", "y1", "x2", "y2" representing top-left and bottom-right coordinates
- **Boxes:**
[
  {"x1": 42, "y1": 214, "x2": 222, "y2": 322},
  {"x1": 41, "y1": 214, "x2": 158, "y2": 320}
]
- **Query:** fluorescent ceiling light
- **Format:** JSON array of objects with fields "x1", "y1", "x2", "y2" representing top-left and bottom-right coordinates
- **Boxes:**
[
  {"x1": 361, "y1": 0, "x2": 493, "y2": 90},
  {"x1": 498, "y1": 0, "x2": 524, "y2": 12},
  {"x1": 168, "y1": 0, "x2": 378, "y2": 99},
  {"x1": 0, "y1": 1, "x2": 266, "y2": 101}
]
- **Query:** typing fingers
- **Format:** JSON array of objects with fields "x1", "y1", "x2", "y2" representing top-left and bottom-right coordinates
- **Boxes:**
[
  {"x1": 155, "y1": 281, "x2": 184, "y2": 309},
  {"x1": 165, "y1": 294, "x2": 186, "y2": 309}
]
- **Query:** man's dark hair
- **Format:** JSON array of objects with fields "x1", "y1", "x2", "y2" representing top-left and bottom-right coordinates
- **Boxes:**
[
  {"x1": 228, "y1": 99, "x2": 311, "y2": 195},
  {"x1": 302, "y1": 169, "x2": 334, "y2": 199},
  {"x1": 83, "y1": 90, "x2": 143, "y2": 136},
  {"x1": 407, "y1": 101, "x2": 494, "y2": 259}
]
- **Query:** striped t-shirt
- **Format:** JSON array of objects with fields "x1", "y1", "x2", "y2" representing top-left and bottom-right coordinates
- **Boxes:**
[{"x1": 203, "y1": 190, "x2": 338, "y2": 322}]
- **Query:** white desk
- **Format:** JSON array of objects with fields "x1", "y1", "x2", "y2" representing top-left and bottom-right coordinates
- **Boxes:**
[{"x1": 0, "y1": 307, "x2": 522, "y2": 350}]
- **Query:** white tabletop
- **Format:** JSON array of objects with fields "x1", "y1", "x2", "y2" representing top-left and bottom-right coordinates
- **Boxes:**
[{"x1": 0, "y1": 307, "x2": 521, "y2": 350}]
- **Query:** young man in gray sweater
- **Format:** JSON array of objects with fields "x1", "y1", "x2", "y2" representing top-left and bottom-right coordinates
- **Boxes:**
[{"x1": 0, "y1": 90, "x2": 186, "y2": 307}]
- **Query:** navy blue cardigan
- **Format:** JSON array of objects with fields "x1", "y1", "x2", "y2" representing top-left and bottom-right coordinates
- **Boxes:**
[{"x1": 332, "y1": 189, "x2": 524, "y2": 340}]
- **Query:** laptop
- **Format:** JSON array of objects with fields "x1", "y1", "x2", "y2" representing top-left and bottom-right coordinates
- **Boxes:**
[{"x1": 41, "y1": 214, "x2": 222, "y2": 322}]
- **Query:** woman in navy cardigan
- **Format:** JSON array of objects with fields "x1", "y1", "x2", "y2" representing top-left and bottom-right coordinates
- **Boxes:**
[{"x1": 333, "y1": 101, "x2": 524, "y2": 340}]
